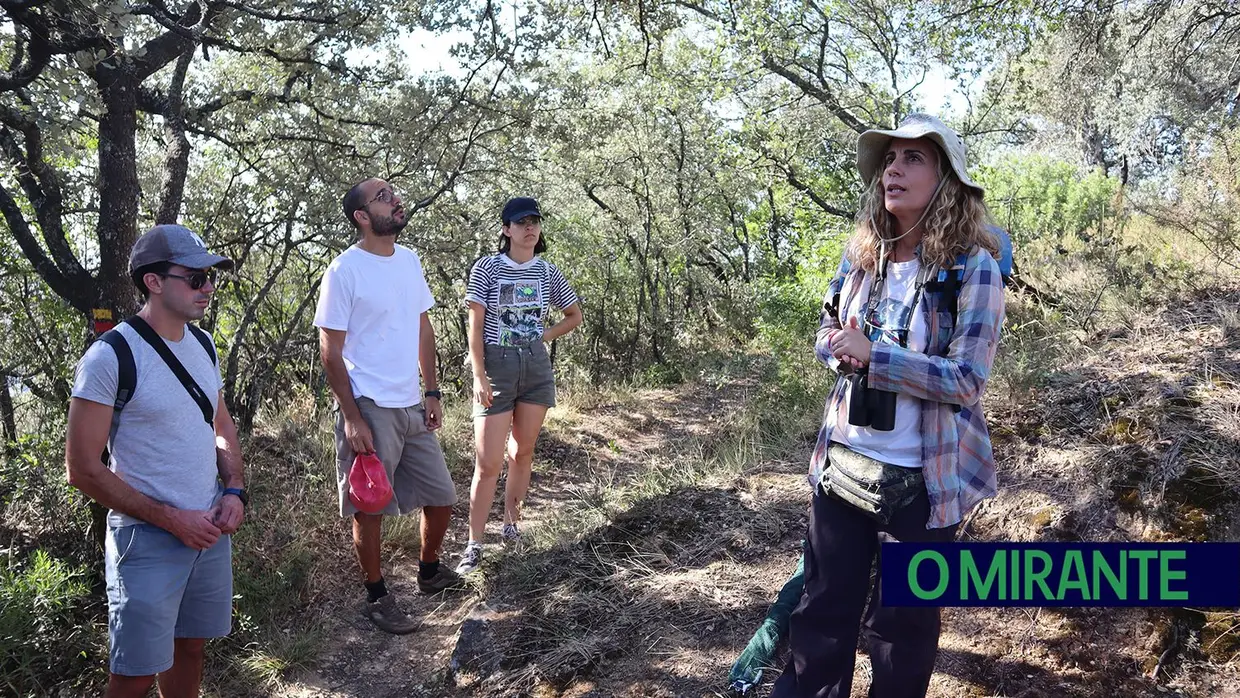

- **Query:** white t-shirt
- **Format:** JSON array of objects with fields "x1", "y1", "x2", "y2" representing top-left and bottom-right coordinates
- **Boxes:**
[
  {"x1": 313, "y1": 244, "x2": 434, "y2": 408},
  {"x1": 833, "y1": 259, "x2": 928, "y2": 469}
]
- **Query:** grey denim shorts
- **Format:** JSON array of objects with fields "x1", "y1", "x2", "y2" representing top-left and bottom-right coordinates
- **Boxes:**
[
  {"x1": 334, "y1": 397, "x2": 457, "y2": 517},
  {"x1": 474, "y1": 342, "x2": 556, "y2": 418}
]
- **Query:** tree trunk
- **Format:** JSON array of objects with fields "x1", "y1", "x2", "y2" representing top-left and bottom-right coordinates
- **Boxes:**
[
  {"x1": 0, "y1": 374, "x2": 16, "y2": 454},
  {"x1": 235, "y1": 279, "x2": 320, "y2": 434},
  {"x1": 95, "y1": 69, "x2": 142, "y2": 319},
  {"x1": 155, "y1": 51, "x2": 194, "y2": 225}
]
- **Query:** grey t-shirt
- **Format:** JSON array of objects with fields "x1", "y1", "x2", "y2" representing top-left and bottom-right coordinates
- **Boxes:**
[{"x1": 72, "y1": 322, "x2": 223, "y2": 527}]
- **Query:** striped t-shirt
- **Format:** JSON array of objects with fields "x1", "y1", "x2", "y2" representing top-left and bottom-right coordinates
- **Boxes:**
[{"x1": 465, "y1": 254, "x2": 579, "y2": 346}]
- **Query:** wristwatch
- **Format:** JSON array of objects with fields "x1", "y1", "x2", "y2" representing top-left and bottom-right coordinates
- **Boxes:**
[
  {"x1": 223, "y1": 487, "x2": 248, "y2": 508},
  {"x1": 425, "y1": 389, "x2": 442, "y2": 399}
]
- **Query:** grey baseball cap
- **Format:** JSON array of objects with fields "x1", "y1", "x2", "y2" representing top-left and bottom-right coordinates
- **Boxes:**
[
  {"x1": 856, "y1": 113, "x2": 983, "y2": 196},
  {"x1": 128, "y1": 224, "x2": 234, "y2": 274}
]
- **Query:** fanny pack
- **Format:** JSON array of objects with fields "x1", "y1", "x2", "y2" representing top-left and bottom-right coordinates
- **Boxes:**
[{"x1": 819, "y1": 443, "x2": 925, "y2": 524}]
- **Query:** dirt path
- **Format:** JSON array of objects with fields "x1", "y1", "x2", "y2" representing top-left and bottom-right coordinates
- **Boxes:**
[
  {"x1": 275, "y1": 286, "x2": 1240, "y2": 698},
  {"x1": 275, "y1": 376, "x2": 811, "y2": 698}
]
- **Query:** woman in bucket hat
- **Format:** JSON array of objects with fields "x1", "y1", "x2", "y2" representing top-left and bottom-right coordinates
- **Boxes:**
[{"x1": 771, "y1": 114, "x2": 1006, "y2": 698}]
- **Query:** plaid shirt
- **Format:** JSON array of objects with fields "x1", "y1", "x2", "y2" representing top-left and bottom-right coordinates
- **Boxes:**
[{"x1": 810, "y1": 246, "x2": 1006, "y2": 529}]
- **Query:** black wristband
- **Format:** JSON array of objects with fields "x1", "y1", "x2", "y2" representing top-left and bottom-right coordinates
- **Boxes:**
[{"x1": 424, "y1": 389, "x2": 442, "y2": 399}]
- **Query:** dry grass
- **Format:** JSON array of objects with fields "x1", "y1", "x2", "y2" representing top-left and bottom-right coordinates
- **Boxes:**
[
  {"x1": 451, "y1": 284, "x2": 1240, "y2": 697},
  {"x1": 204, "y1": 392, "x2": 350, "y2": 697},
  {"x1": 257, "y1": 281, "x2": 1240, "y2": 698}
]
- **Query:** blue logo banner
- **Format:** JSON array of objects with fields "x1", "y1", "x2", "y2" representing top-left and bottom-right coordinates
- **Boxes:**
[{"x1": 881, "y1": 542, "x2": 1240, "y2": 607}]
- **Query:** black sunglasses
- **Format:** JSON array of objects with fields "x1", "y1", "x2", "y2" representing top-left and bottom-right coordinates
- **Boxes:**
[{"x1": 159, "y1": 269, "x2": 218, "y2": 290}]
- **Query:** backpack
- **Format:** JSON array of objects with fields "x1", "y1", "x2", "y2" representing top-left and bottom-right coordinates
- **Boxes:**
[
  {"x1": 95, "y1": 317, "x2": 217, "y2": 455},
  {"x1": 833, "y1": 224, "x2": 1013, "y2": 329}
]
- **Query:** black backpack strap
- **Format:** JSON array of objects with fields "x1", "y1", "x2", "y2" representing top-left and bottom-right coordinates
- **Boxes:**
[
  {"x1": 944, "y1": 252, "x2": 971, "y2": 414},
  {"x1": 96, "y1": 329, "x2": 136, "y2": 462},
  {"x1": 942, "y1": 263, "x2": 962, "y2": 328},
  {"x1": 122, "y1": 316, "x2": 215, "y2": 426},
  {"x1": 186, "y1": 323, "x2": 217, "y2": 365},
  {"x1": 926, "y1": 252, "x2": 970, "y2": 328}
]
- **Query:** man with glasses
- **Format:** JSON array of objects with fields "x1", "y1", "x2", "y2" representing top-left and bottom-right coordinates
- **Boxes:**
[
  {"x1": 66, "y1": 224, "x2": 244, "y2": 697},
  {"x1": 314, "y1": 177, "x2": 462, "y2": 635}
]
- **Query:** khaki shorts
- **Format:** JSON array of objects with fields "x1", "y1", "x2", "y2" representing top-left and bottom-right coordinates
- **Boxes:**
[
  {"x1": 335, "y1": 397, "x2": 458, "y2": 517},
  {"x1": 473, "y1": 343, "x2": 557, "y2": 418}
]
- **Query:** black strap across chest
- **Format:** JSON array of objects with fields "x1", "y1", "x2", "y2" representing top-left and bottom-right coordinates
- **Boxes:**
[{"x1": 123, "y1": 316, "x2": 215, "y2": 426}]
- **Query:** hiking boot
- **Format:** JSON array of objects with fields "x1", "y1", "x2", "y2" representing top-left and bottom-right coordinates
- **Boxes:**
[
  {"x1": 454, "y1": 541, "x2": 483, "y2": 576},
  {"x1": 501, "y1": 523, "x2": 522, "y2": 546},
  {"x1": 419, "y1": 563, "x2": 467, "y2": 594},
  {"x1": 364, "y1": 593, "x2": 420, "y2": 635}
]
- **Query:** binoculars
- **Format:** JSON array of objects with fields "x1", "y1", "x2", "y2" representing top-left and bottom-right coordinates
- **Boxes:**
[{"x1": 847, "y1": 370, "x2": 897, "y2": 431}]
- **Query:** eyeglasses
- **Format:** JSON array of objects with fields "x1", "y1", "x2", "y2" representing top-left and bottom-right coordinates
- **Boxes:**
[
  {"x1": 160, "y1": 269, "x2": 218, "y2": 290},
  {"x1": 364, "y1": 188, "x2": 398, "y2": 207}
]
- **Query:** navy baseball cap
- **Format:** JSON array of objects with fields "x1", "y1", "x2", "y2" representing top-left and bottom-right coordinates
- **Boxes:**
[
  {"x1": 501, "y1": 197, "x2": 541, "y2": 224},
  {"x1": 129, "y1": 224, "x2": 234, "y2": 273}
]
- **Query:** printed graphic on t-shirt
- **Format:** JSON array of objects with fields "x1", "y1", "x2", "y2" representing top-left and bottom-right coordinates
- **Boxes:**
[
  {"x1": 499, "y1": 280, "x2": 540, "y2": 308},
  {"x1": 868, "y1": 296, "x2": 914, "y2": 346},
  {"x1": 498, "y1": 279, "x2": 542, "y2": 345}
]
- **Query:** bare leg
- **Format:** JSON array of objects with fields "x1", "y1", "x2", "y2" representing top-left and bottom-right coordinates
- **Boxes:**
[
  {"x1": 156, "y1": 638, "x2": 206, "y2": 698},
  {"x1": 468, "y1": 411, "x2": 515, "y2": 542},
  {"x1": 420, "y1": 505, "x2": 451, "y2": 562},
  {"x1": 353, "y1": 513, "x2": 383, "y2": 583},
  {"x1": 105, "y1": 674, "x2": 155, "y2": 698},
  {"x1": 503, "y1": 402, "x2": 549, "y2": 526}
]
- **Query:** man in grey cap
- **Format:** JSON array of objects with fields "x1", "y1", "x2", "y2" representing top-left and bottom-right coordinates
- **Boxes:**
[{"x1": 65, "y1": 224, "x2": 246, "y2": 698}]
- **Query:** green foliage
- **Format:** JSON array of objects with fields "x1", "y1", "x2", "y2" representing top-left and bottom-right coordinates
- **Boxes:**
[
  {"x1": 991, "y1": 299, "x2": 1069, "y2": 399},
  {"x1": 1135, "y1": 123, "x2": 1240, "y2": 274},
  {"x1": 0, "y1": 0, "x2": 1236, "y2": 692},
  {"x1": 752, "y1": 220, "x2": 844, "y2": 407},
  {"x1": 754, "y1": 278, "x2": 823, "y2": 361},
  {"x1": 0, "y1": 550, "x2": 101, "y2": 697},
  {"x1": 1011, "y1": 1, "x2": 1239, "y2": 180},
  {"x1": 0, "y1": 429, "x2": 88, "y2": 534},
  {"x1": 976, "y1": 155, "x2": 1120, "y2": 248},
  {"x1": 752, "y1": 249, "x2": 840, "y2": 436}
]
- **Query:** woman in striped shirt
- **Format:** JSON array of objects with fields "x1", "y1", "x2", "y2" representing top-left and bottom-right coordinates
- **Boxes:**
[{"x1": 455, "y1": 197, "x2": 583, "y2": 575}]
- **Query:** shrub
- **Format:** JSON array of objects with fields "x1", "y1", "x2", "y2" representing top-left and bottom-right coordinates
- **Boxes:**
[{"x1": 0, "y1": 549, "x2": 102, "y2": 696}]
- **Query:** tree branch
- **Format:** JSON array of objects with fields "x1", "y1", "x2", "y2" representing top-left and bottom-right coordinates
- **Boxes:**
[
  {"x1": 0, "y1": 113, "x2": 91, "y2": 287},
  {"x1": 215, "y1": 0, "x2": 341, "y2": 24},
  {"x1": 132, "y1": 6, "x2": 361, "y2": 79},
  {"x1": 0, "y1": 180, "x2": 86, "y2": 308},
  {"x1": 758, "y1": 144, "x2": 855, "y2": 220},
  {"x1": 132, "y1": 0, "x2": 205, "y2": 80},
  {"x1": 155, "y1": 49, "x2": 194, "y2": 223},
  {"x1": 0, "y1": 26, "x2": 51, "y2": 92},
  {"x1": 672, "y1": 0, "x2": 721, "y2": 23},
  {"x1": 223, "y1": 212, "x2": 298, "y2": 406},
  {"x1": 761, "y1": 54, "x2": 872, "y2": 133}
]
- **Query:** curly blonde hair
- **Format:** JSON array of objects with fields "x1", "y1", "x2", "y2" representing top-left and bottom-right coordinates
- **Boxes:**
[{"x1": 846, "y1": 141, "x2": 998, "y2": 272}]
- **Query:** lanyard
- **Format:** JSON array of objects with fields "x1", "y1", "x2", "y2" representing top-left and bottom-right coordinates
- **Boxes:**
[{"x1": 861, "y1": 253, "x2": 934, "y2": 349}]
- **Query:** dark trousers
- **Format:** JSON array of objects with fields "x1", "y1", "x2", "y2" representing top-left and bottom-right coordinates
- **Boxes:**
[{"x1": 771, "y1": 486, "x2": 958, "y2": 698}]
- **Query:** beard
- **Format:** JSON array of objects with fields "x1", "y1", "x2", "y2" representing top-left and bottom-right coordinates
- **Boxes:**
[{"x1": 371, "y1": 212, "x2": 408, "y2": 237}]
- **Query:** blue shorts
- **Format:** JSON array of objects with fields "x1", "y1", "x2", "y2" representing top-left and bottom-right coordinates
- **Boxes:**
[{"x1": 105, "y1": 524, "x2": 233, "y2": 676}]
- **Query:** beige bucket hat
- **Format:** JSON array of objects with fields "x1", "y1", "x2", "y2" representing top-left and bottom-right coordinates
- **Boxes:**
[{"x1": 856, "y1": 113, "x2": 983, "y2": 196}]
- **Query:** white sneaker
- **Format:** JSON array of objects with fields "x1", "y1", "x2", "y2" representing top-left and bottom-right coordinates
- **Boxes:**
[
  {"x1": 501, "y1": 523, "x2": 522, "y2": 546},
  {"x1": 455, "y1": 541, "x2": 483, "y2": 575}
]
